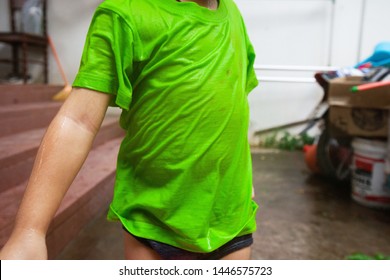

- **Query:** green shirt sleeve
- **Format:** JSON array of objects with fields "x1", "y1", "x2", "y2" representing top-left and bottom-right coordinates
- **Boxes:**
[
  {"x1": 245, "y1": 39, "x2": 258, "y2": 94},
  {"x1": 73, "y1": 8, "x2": 135, "y2": 110},
  {"x1": 241, "y1": 18, "x2": 258, "y2": 95}
]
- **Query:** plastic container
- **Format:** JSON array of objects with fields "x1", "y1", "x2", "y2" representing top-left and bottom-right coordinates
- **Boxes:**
[
  {"x1": 303, "y1": 144, "x2": 320, "y2": 174},
  {"x1": 21, "y1": 0, "x2": 43, "y2": 35},
  {"x1": 355, "y1": 41, "x2": 390, "y2": 68},
  {"x1": 351, "y1": 138, "x2": 390, "y2": 208}
]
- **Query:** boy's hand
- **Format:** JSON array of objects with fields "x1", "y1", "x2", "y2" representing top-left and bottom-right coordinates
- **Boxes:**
[{"x1": 0, "y1": 228, "x2": 47, "y2": 260}]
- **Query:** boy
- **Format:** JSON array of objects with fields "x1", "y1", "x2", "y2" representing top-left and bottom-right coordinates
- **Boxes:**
[{"x1": 0, "y1": 0, "x2": 258, "y2": 260}]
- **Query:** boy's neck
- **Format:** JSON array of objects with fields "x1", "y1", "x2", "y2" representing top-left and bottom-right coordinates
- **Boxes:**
[{"x1": 178, "y1": 0, "x2": 219, "y2": 10}]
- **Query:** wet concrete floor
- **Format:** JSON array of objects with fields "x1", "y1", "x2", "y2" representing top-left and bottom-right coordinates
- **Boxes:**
[{"x1": 57, "y1": 148, "x2": 390, "y2": 260}]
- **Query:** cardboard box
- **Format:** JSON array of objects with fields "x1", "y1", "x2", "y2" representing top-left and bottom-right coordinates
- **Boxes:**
[{"x1": 328, "y1": 77, "x2": 390, "y2": 137}]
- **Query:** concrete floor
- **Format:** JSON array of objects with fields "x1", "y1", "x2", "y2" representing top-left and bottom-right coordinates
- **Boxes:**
[{"x1": 56, "y1": 148, "x2": 390, "y2": 260}]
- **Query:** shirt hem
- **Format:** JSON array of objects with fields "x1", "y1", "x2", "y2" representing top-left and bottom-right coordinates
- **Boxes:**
[{"x1": 107, "y1": 202, "x2": 258, "y2": 253}]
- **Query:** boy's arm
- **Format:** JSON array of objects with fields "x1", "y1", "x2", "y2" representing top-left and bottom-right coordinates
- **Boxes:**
[{"x1": 0, "y1": 88, "x2": 112, "y2": 260}]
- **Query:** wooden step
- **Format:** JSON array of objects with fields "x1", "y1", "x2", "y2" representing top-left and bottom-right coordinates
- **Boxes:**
[
  {"x1": 0, "y1": 84, "x2": 64, "y2": 105},
  {"x1": 0, "y1": 84, "x2": 125, "y2": 258},
  {"x1": 0, "y1": 101, "x2": 62, "y2": 137},
  {"x1": 0, "y1": 115, "x2": 124, "y2": 193},
  {"x1": 0, "y1": 137, "x2": 122, "y2": 258}
]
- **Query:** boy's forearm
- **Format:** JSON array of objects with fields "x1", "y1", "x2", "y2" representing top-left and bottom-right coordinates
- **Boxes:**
[
  {"x1": 12, "y1": 115, "x2": 96, "y2": 235},
  {"x1": 11, "y1": 89, "x2": 110, "y2": 236}
]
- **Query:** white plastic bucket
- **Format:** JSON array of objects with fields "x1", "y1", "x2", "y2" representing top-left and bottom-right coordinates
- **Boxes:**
[{"x1": 351, "y1": 137, "x2": 390, "y2": 208}]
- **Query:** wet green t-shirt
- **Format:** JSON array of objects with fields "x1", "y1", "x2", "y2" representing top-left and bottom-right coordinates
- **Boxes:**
[{"x1": 73, "y1": 0, "x2": 258, "y2": 253}]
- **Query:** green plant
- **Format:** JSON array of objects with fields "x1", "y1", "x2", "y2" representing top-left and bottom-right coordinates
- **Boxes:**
[
  {"x1": 346, "y1": 253, "x2": 390, "y2": 260},
  {"x1": 263, "y1": 131, "x2": 278, "y2": 148},
  {"x1": 261, "y1": 131, "x2": 315, "y2": 151}
]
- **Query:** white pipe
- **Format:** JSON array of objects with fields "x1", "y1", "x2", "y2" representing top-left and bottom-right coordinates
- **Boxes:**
[
  {"x1": 327, "y1": 0, "x2": 336, "y2": 66},
  {"x1": 357, "y1": 0, "x2": 367, "y2": 63},
  {"x1": 253, "y1": 0, "x2": 333, "y2": 2},
  {"x1": 257, "y1": 76, "x2": 316, "y2": 83},
  {"x1": 254, "y1": 65, "x2": 339, "y2": 72}
]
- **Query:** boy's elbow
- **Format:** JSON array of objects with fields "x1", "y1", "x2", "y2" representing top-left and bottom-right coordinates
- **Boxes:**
[{"x1": 56, "y1": 88, "x2": 111, "y2": 135}]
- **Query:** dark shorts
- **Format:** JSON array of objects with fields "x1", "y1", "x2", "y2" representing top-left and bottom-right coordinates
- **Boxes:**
[{"x1": 123, "y1": 226, "x2": 253, "y2": 260}]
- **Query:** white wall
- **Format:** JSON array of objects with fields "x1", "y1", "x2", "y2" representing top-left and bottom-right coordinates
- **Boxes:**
[
  {"x1": 235, "y1": 0, "x2": 390, "y2": 143},
  {"x1": 359, "y1": 0, "x2": 390, "y2": 59},
  {"x1": 235, "y1": 0, "x2": 334, "y2": 140},
  {"x1": 47, "y1": 0, "x2": 102, "y2": 84}
]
